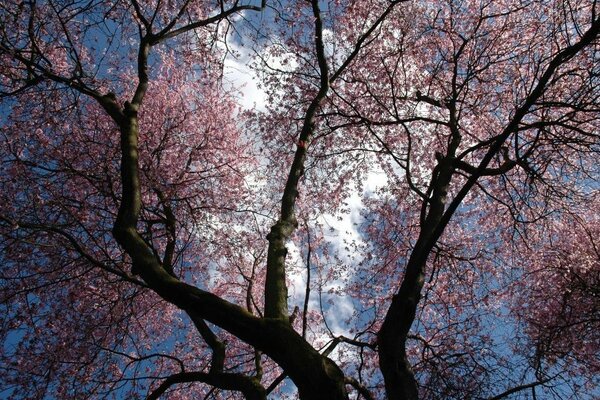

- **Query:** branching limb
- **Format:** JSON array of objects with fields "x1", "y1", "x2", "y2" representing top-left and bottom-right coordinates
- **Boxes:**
[
  {"x1": 345, "y1": 377, "x2": 375, "y2": 400},
  {"x1": 302, "y1": 223, "x2": 312, "y2": 338},
  {"x1": 378, "y1": 15, "x2": 600, "y2": 400},
  {"x1": 0, "y1": 215, "x2": 146, "y2": 287},
  {"x1": 488, "y1": 379, "x2": 552, "y2": 400},
  {"x1": 264, "y1": 0, "x2": 330, "y2": 320},
  {"x1": 188, "y1": 311, "x2": 226, "y2": 373},
  {"x1": 152, "y1": 1, "x2": 267, "y2": 44},
  {"x1": 146, "y1": 371, "x2": 266, "y2": 400},
  {"x1": 154, "y1": 189, "x2": 177, "y2": 277}
]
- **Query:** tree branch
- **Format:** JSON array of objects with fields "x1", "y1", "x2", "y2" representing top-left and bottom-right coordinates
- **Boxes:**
[
  {"x1": 146, "y1": 371, "x2": 266, "y2": 400},
  {"x1": 263, "y1": 0, "x2": 330, "y2": 320},
  {"x1": 488, "y1": 379, "x2": 551, "y2": 400}
]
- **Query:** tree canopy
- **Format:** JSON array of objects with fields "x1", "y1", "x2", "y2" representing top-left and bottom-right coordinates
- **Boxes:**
[{"x1": 0, "y1": 1, "x2": 598, "y2": 399}]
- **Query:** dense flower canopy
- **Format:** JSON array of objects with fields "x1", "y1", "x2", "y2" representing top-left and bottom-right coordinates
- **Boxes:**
[{"x1": 0, "y1": 1, "x2": 598, "y2": 399}]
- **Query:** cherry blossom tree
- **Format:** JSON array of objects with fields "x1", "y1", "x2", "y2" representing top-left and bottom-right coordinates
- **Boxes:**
[{"x1": 1, "y1": 1, "x2": 598, "y2": 399}]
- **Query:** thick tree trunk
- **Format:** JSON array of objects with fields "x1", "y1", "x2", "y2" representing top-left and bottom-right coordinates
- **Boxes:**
[
  {"x1": 259, "y1": 320, "x2": 348, "y2": 400},
  {"x1": 110, "y1": 106, "x2": 347, "y2": 400},
  {"x1": 377, "y1": 250, "x2": 427, "y2": 400},
  {"x1": 377, "y1": 151, "x2": 458, "y2": 400}
]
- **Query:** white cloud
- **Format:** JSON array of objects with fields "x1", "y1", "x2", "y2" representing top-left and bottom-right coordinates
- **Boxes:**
[{"x1": 223, "y1": 45, "x2": 267, "y2": 111}]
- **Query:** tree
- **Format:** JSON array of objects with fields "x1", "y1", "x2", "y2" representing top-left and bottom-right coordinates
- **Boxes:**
[{"x1": 0, "y1": 0, "x2": 598, "y2": 399}]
